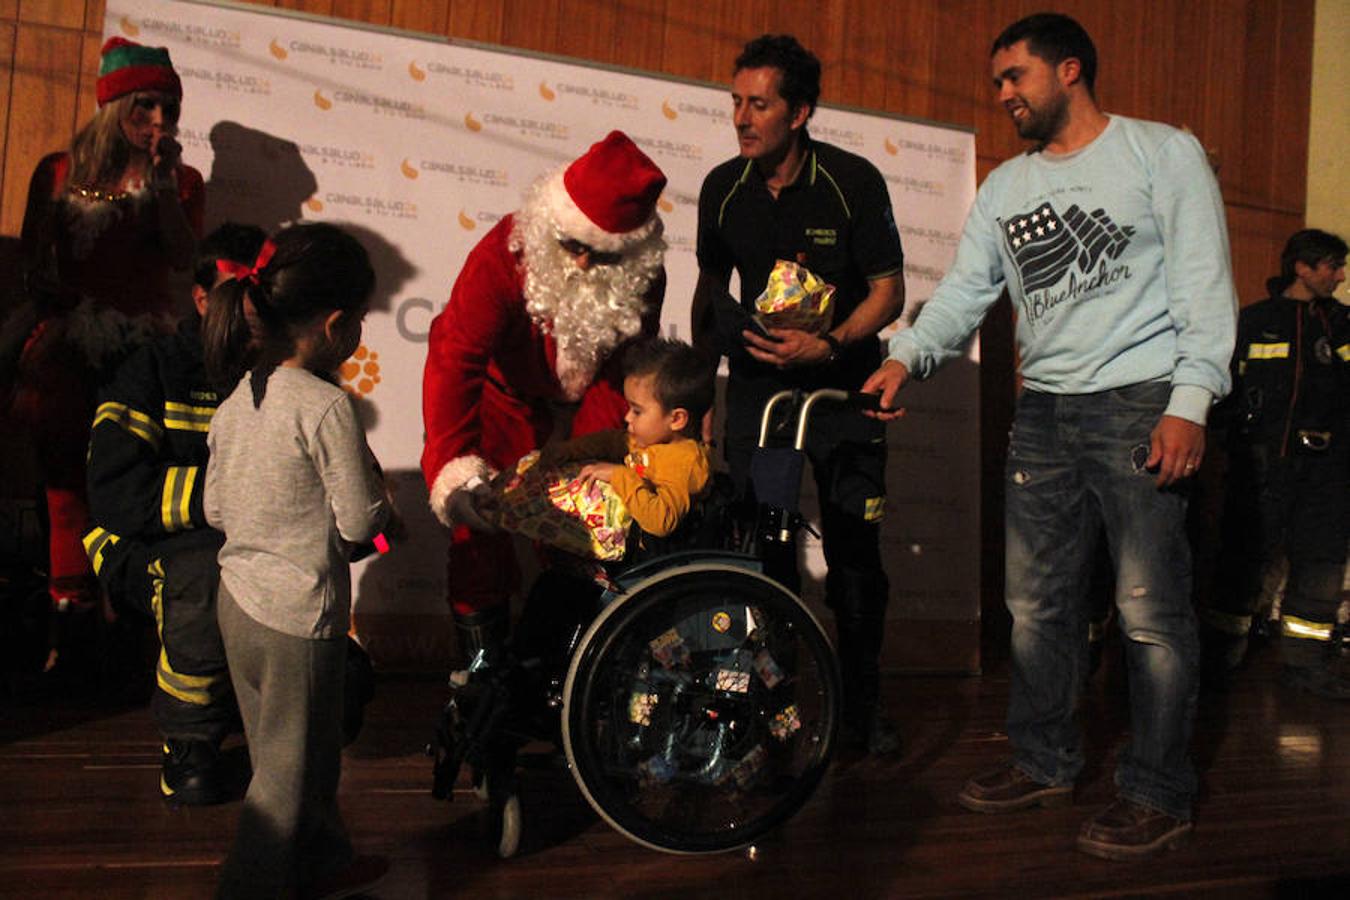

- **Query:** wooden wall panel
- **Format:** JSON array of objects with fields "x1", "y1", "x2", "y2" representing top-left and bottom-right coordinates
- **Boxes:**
[
  {"x1": 500, "y1": 0, "x2": 561, "y2": 54},
  {"x1": 446, "y1": 0, "x2": 504, "y2": 44},
  {"x1": 75, "y1": 32, "x2": 99, "y2": 124},
  {"x1": 608, "y1": 0, "x2": 665, "y2": 74},
  {"x1": 390, "y1": 0, "x2": 448, "y2": 37},
  {"x1": 1237, "y1": 1, "x2": 1280, "y2": 210},
  {"x1": 82, "y1": 0, "x2": 102, "y2": 33},
  {"x1": 881, "y1": 2, "x2": 938, "y2": 121},
  {"x1": 274, "y1": 0, "x2": 336, "y2": 16},
  {"x1": 1227, "y1": 204, "x2": 1304, "y2": 302},
  {"x1": 1268, "y1": 0, "x2": 1313, "y2": 213},
  {"x1": 0, "y1": 24, "x2": 80, "y2": 236},
  {"x1": 555, "y1": 0, "x2": 617, "y2": 65},
  {"x1": 331, "y1": 0, "x2": 392, "y2": 26},
  {"x1": 16, "y1": 0, "x2": 85, "y2": 29},
  {"x1": 0, "y1": 23, "x2": 13, "y2": 212},
  {"x1": 659, "y1": 0, "x2": 767, "y2": 85}
]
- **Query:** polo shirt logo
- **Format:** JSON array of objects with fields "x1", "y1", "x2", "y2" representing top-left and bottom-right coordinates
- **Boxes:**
[{"x1": 805, "y1": 227, "x2": 837, "y2": 246}]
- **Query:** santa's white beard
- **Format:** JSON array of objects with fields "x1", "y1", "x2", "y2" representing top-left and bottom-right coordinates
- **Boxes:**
[{"x1": 511, "y1": 178, "x2": 664, "y2": 400}]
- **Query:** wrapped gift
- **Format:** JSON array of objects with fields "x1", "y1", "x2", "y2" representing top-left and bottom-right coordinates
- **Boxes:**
[
  {"x1": 753, "y1": 259, "x2": 836, "y2": 334},
  {"x1": 485, "y1": 451, "x2": 632, "y2": 560}
]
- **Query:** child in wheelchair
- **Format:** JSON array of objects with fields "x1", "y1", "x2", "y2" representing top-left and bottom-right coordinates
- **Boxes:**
[
  {"x1": 430, "y1": 340, "x2": 716, "y2": 793},
  {"x1": 470, "y1": 336, "x2": 719, "y2": 684},
  {"x1": 535, "y1": 336, "x2": 715, "y2": 551},
  {"x1": 432, "y1": 343, "x2": 843, "y2": 857}
]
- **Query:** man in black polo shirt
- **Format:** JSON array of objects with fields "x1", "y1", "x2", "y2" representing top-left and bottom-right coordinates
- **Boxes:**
[{"x1": 691, "y1": 33, "x2": 905, "y2": 755}]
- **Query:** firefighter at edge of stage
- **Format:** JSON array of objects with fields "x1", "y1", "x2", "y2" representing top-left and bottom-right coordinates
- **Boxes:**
[{"x1": 1200, "y1": 228, "x2": 1350, "y2": 699}]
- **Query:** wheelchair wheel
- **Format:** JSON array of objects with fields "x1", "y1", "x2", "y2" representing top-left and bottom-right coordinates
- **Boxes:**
[{"x1": 561, "y1": 562, "x2": 840, "y2": 854}]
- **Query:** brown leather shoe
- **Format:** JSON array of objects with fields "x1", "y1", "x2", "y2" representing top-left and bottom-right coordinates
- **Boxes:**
[
  {"x1": 957, "y1": 763, "x2": 1072, "y2": 813},
  {"x1": 1076, "y1": 797, "x2": 1193, "y2": 860}
]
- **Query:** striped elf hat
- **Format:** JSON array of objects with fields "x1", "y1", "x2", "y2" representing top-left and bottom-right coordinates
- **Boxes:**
[{"x1": 96, "y1": 37, "x2": 182, "y2": 107}]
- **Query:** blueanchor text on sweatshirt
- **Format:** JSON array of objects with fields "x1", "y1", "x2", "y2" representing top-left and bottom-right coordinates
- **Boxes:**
[{"x1": 1000, "y1": 201, "x2": 1134, "y2": 327}]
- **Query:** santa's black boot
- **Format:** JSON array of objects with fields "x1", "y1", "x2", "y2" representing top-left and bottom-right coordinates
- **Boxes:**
[{"x1": 450, "y1": 606, "x2": 510, "y2": 687}]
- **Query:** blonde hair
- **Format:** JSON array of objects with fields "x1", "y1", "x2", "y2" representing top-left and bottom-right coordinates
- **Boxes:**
[{"x1": 67, "y1": 93, "x2": 176, "y2": 189}]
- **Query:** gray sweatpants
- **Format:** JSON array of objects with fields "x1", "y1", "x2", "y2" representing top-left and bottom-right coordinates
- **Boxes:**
[{"x1": 216, "y1": 585, "x2": 352, "y2": 898}]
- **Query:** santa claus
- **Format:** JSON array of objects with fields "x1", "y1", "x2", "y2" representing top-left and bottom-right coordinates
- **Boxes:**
[{"x1": 421, "y1": 130, "x2": 667, "y2": 661}]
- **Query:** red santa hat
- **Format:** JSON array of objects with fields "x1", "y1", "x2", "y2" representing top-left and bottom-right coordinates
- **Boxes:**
[
  {"x1": 542, "y1": 131, "x2": 666, "y2": 253},
  {"x1": 97, "y1": 37, "x2": 182, "y2": 107}
]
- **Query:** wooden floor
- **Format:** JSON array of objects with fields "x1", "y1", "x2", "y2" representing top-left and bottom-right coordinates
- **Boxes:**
[{"x1": 2, "y1": 633, "x2": 1348, "y2": 899}]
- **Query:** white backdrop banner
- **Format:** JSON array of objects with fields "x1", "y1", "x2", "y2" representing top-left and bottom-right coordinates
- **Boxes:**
[{"x1": 107, "y1": 0, "x2": 981, "y2": 669}]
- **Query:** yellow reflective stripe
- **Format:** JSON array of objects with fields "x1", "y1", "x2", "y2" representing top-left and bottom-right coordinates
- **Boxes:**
[
  {"x1": 1337, "y1": 343, "x2": 1350, "y2": 362},
  {"x1": 82, "y1": 527, "x2": 120, "y2": 575},
  {"x1": 1200, "y1": 608, "x2": 1252, "y2": 637},
  {"x1": 93, "y1": 401, "x2": 163, "y2": 448},
  {"x1": 146, "y1": 556, "x2": 219, "y2": 706},
  {"x1": 164, "y1": 400, "x2": 214, "y2": 432},
  {"x1": 1247, "y1": 342, "x2": 1290, "y2": 360},
  {"x1": 161, "y1": 466, "x2": 198, "y2": 531},
  {"x1": 1282, "y1": 615, "x2": 1334, "y2": 641},
  {"x1": 157, "y1": 647, "x2": 219, "y2": 705}
]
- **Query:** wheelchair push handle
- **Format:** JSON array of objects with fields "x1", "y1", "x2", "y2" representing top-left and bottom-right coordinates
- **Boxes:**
[{"x1": 757, "y1": 388, "x2": 883, "y2": 450}]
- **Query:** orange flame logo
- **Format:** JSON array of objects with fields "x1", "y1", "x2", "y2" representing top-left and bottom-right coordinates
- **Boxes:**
[
  {"x1": 464, "y1": 112, "x2": 482, "y2": 132},
  {"x1": 119, "y1": 17, "x2": 140, "y2": 36},
  {"x1": 305, "y1": 196, "x2": 324, "y2": 213},
  {"x1": 400, "y1": 159, "x2": 419, "y2": 180},
  {"x1": 339, "y1": 345, "x2": 381, "y2": 398},
  {"x1": 269, "y1": 39, "x2": 288, "y2": 60},
  {"x1": 314, "y1": 89, "x2": 333, "y2": 110},
  {"x1": 883, "y1": 137, "x2": 898, "y2": 155},
  {"x1": 458, "y1": 210, "x2": 477, "y2": 230},
  {"x1": 538, "y1": 82, "x2": 556, "y2": 101},
  {"x1": 661, "y1": 100, "x2": 678, "y2": 120},
  {"x1": 408, "y1": 60, "x2": 426, "y2": 82}
]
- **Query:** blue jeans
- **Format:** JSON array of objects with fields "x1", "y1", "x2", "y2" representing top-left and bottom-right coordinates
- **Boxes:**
[{"x1": 1004, "y1": 384, "x2": 1198, "y2": 820}]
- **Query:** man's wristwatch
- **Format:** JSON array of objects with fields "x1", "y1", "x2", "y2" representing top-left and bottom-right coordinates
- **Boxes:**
[{"x1": 821, "y1": 333, "x2": 842, "y2": 364}]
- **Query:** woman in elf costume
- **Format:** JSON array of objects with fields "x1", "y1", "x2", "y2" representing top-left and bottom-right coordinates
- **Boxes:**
[{"x1": 7, "y1": 37, "x2": 203, "y2": 640}]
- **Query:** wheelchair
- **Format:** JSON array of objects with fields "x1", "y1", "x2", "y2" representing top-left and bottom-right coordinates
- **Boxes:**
[{"x1": 430, "y1": 389, "x2": 874, "y2": 856}]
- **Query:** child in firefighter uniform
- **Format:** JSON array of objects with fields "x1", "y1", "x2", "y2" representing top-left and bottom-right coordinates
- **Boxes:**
[{"x1": 83, "y1": 225, "x2": 264, "y2": 804}]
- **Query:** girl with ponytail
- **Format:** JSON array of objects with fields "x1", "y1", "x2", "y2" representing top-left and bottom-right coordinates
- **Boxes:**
[{"x1": 204, "y1": 222, "x2": 392, "y2": 898}]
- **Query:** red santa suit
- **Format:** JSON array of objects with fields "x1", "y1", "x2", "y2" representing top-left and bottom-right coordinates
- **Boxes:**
[{"x1": 421, "y1": 131, "x2": 667, "y2": 618}]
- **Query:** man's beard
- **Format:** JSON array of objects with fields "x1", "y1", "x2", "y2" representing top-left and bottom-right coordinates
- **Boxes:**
[
  {"x1": 1012, "y1": 89, "x2": 1069, "y2": 145},
  {"x1": 511, "y1": 176, "x2": 665, "y2": 399}
]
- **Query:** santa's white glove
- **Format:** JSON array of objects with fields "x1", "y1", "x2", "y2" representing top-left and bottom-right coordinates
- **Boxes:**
[{"x1": 446, "y1": 475, "x2": 498, "y2": 533}]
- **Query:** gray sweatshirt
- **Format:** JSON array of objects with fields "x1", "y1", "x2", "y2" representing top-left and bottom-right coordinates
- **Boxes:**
[{"x1": 206, "y1": 365, "x2": 388, "y2": 639}]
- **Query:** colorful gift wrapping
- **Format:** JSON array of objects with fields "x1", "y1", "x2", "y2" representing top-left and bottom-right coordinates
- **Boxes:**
[
  {"x1": 485, "y1": 451, "x2": 633, "y2": 560},
  {"x1": 753, "y1": 259, "x2": 836, "y2": 334}
]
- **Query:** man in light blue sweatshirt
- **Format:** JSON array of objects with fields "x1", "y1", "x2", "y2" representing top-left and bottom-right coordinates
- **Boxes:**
[{"x1": 863, "y1": 13, "x2": 1237, "y2": 860}]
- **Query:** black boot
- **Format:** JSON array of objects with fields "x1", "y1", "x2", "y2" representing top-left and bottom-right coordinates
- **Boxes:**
[
  {"x1": 161, "y1": 738, "x2": 226, "y2": 806},
  {"x1": 450, "y1": 607, "x2": 509, "y2": 687}
]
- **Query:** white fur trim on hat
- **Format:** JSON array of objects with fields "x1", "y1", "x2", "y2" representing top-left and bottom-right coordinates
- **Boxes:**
[
  {"x1": 542, "y1": 171, "x2": 660, "y2": 254},
  {"x1": 428, "y1": 455, "x2": 492, "y2": 528}
]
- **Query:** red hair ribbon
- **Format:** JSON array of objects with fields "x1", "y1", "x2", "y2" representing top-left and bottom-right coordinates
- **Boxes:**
[{"x1": 216, "y1": 238, "x2": 277, "y2": 285}]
